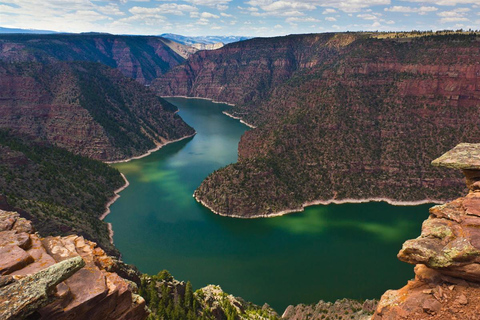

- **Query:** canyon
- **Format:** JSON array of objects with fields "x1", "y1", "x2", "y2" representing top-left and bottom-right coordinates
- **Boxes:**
[
  {"x1": 4, "y1": 142, "x2": 480, "y2": 319},
  {"x1": 1, "y1": 31, "x2": 480, "y2": 319},
  {"x1": 154, "y1": 33, "x2": 480, "y2": 217}
]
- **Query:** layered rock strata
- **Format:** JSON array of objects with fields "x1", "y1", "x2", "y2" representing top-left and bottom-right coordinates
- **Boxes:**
[
  {"x1": 173, "y1": 33, "x2": 480, "y2": 217},
  {"x1": 0, "y1": 209, "x2": 147, "y2": 320},
  {"x1": 375, "y1": 143, "x2": 480, "y2": 319},
  {"x1": 0, "y1": 34, "x2": 185, "y2": 84},
  {"x1": 0, "y1": 61, "x2": 195, "y2": 161}
]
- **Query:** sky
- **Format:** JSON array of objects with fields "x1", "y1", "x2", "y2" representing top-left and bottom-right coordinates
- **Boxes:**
[{"x1": 0, "y1": 0, "x2": 479, "y2": 37}]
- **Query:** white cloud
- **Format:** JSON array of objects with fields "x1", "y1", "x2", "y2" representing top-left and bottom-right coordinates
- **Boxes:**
[
  {"x1": 261, "y1": 1, "x2": 316, "y2": 12},
  {"x1": 245, "y1": 0, "x2": 390, "y2": 17},
  {"x1": 183, "y1": 0, "x2": 231, "y2": 10},
  {"x1": 196, "y1": 18, "x2": 209, "y2": 24},
  {"x1": 437, "y1": 7, "x2": 471, "y2": 22},
  {"x1": 319, "y1": 0, "x2": 390, "y2": 13},
  {"x1": 399, "y1": 0, "x2": 477, "y2": 5},
  {"x1": 384, "y1": 6, "x2": 438, "y2": 15},
  {"x1": 201, "y1": 11, "x2": 220, "y2": 18},
  {"x1": 130, "y1": 4, "x2": 198, "y2": 16},
  {"x1": 357, "y1": 13, "x2": 381, "y2": 20},
  {"x1": 286, "y1": 16, "x2": 320, "y2": 22},
  {"x1": 0, "y1": 0, "x2": 119, "y2": 32},
  {"x1": 220, "y1": 12, "x2": 233, "y2": 17},
  {"x1": 325, "y1": 16, "x2": 337, "y2": 21},
  {"x1": 322, "y1": 8, "x2": 337, "y2": 14}
]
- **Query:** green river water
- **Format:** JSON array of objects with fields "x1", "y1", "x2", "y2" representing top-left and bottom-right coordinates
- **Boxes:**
[{"x1": 106, "y1": 97, "x2": 431, "y2": 312}]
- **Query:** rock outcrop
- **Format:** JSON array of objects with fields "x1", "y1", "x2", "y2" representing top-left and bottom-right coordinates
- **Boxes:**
[
  {"x1": 197, "y1": 285, "x2": 278, "y2": 319},
  {"x1": 0, "y1": 61, "x2": 195, "y2": 161},
  {"x1": 140, "y1": 271, "x2": 279, "y2": 319},
  {"x1": 0, "y1": 209, "x2": 147, "y2": 320},
  {"x1": 0, "y1": 34, "x2": 185, "y2": 85},
  {"x1": 282, "y1": 299, "x2": 377, "y2": 320},
  {"x1": 375, "y1": 143, "x2": 480, "y2": 319},
  {"x1": 161, "y1": 32, "x2": 480, "y2": 217},
  {"x1": 0, "y1": 257, "x2": 85, "y2": 319}
]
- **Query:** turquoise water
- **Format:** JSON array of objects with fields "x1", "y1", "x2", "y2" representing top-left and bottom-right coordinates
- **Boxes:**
[{"x1": 106, "y1": 97, "x2": 430, "y2": 312}]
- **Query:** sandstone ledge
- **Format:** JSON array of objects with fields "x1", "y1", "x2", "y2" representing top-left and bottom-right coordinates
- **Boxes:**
[{"x1": 0, "y1": 209, "x2": 147, "y2": 320}]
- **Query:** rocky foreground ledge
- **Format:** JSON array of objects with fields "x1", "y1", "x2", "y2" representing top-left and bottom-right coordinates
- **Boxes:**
[
  {"x1": 374, "y1": 143, "x2": 480, "y2": 319},
  {"x1": 0, "y1": 210, "x2": 147, "y2": 320}
]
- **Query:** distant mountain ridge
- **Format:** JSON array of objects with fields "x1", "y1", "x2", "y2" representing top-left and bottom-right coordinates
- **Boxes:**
[
  {"x1": 0, "y1": 26, "x2": 58, "y2": 34},
  {"x1": 160, "y1": 33, "x2": 250, "y2": 45}
]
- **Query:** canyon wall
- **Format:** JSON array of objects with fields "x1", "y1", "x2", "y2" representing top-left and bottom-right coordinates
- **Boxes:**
[
  {"x1": 0, "y1": 34, "x2": 185, "y2": 84},
  {"x1": 155, "y1": 33, "x2": 480, "y2": 217},
  {"x1": 0, "y1": 61, "x2": 195, "y2": 161}
]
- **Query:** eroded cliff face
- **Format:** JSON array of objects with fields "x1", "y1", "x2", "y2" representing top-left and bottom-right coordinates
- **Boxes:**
[
  {"x1": 0, "y1": 61, "x2": 195, "y2": 161},
  {"x1": 375, "y1": 144, "x2": 480, "y2": 319},
  {"x1": 0, "y1": 34, "x2": 184, "y2": 84},
  {"x1": 176, "y1": 33, "x2": 480, "y2": 217},
  {"x1": 152, "y1": 33, "x2": 345, "y2": 104},
  {"x1": 0, "y1": 209, "x2": 147, "y2": 320}
]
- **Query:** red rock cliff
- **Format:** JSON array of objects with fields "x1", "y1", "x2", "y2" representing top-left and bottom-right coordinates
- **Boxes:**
[
  {"x1": 176, "y1": 33, "x2": 480, "y2": 217},
  {"x1": 375, "y1": 144, "x2": 480, "y2": 319},
  {"x1": 0, "y1": 209, "x2": 147, "y2": 320}
]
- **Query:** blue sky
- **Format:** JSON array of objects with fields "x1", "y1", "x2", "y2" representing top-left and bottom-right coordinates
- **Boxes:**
[{"x1": 0, "y1": 0, "x2": 478, "y2": 37}]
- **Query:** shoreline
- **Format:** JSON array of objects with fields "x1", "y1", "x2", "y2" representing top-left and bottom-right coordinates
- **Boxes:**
[
  {"x1": 162, "y1": 94, "x2": 257, "y2": 128},
  {"x1": 105, "y1": 133, "x2": 196, "y2": 164},
  {"x1": 193, "y1": 193, "x2": 442, "y2": 219},
  {"x1": 100, "y1": 173, "x2": 130, "y2": 244},
  {"x1": 100, "y1": 133, "x2": 196, "y2": 244},
  {"x1": 222, "y1": 111, "x2": 256, "y2": 129},
  {"x1": 162, "y1": 95, "x2": 236, "y2": 107}
]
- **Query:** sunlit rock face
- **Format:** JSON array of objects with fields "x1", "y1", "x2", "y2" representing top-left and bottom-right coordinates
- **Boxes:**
[
  {"x1": 375, "y1": 144, "x2": 480, "y2": 319},
  {"x1": 0, "y1": 209, "x2": 147, "y2": 320}
]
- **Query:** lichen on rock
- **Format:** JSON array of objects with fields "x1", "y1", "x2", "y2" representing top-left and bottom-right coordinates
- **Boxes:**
[{"x1": 375, "y1": 143, "x2": 480, "y2": 319}]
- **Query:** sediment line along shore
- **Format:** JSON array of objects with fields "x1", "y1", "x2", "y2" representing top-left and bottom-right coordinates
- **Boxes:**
[
  {"x1": 100, "y1": 173, "x2": 129, "y2": 244},
  {"x1": 222, "y1": 111, "x2": 256, "y2": 129},
  {"x1": 105, "y1": 133, "x2": 196, "y2": 164},
  {"x1": 162, "y1": 95, "x2": 257, "y2": 128},
  {"x1": 101, "y1": 133, "x2": 196, "y2": 244},
  {"x1": 193, "y1": 192, "x2": 442, "y2": 219},
  {"x1": 161, "y1": 95, "x2": 235, "y2": 106}
]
